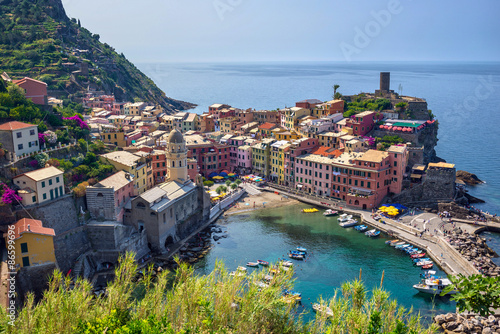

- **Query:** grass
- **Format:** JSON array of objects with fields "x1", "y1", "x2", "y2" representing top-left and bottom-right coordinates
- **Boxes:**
[{"x1": 0, "y1": 253, "x2": 439, "y2": 333}]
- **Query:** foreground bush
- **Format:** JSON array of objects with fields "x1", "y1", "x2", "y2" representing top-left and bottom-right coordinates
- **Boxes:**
[{"x1": 0, "y1": 253, "x2": 437, "y2": 333}]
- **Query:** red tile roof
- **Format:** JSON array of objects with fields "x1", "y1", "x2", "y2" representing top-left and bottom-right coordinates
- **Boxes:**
[
  {"x1": 12, "y1": 77, "x2": 47, "y2": 86},
  {"x1": 0, "y1": 121, "x2": 36, "y2": 131},
  {"x1": 258, "y1": 122, "x2": 277, "y2": 130},
  {"x1": 311, "y1": 146, "x2": 343, "y2": 158},
  {"x1": 7, "y1": 218, "x2": 55, "y2": 240}
]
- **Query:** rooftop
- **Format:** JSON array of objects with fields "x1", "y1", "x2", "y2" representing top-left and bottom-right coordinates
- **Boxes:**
[
  {"x1": 139, "y1": 180, "x2": 197, "y2": 212},
  {"x1": 358, "y1": 150, "x2": 389, "y2": 163},
  {"x1": 101, "y1": 151, "x2": 142, "y2": 167},
  {"x1": 428, "y1": 162, "x2": 455, "y2": 169},
  {"x1": 355, "y1": 111, "x2": 376, "y2": 117},
  {"x1": 0, "y1": 121, "x2": 37, "y2": 131},
  {"x1": 8, "y1": 218, "x2": 55, "y2": 240},
  {"x1": 15, "y1": 166, "x2": 63, "y2": 182},
  {"x1": 387, "y1": 145, "x2": 407, "y2": 154},
  {"x1": 297, "y1": 99, "x2": 323, "y2": 104},
  {"x1": 95, "y1": 171, "x2": 132, "y2": 189},
  {"x1": 258, "y1": 122, "x2": 278, "y2": 130}
]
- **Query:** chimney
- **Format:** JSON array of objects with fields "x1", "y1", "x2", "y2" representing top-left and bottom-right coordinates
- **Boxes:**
[{"x1": 27, "y1": 224, "x2": 30, "y2": 232}]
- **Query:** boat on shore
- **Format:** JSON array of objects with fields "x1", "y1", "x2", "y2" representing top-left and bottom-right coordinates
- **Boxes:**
[
  {"x1": 339, "y1": 219, "x2": 358, "y2": 228},
  {"x1": 312, "y1": 303, "x2": 334, "y2": 317},
  {"x1": 246, "y1": 262, "x2": 259, "y2": 267},
  {"x1": 338, "y1": 213, "x2": 353, "y2": 222},
  {"x1": 323, "y1": 209, "x2": 338, "y2": 216},
  {"x1": 257, "y1": 260, "x2": 269, "y2": 266},
  {"x1": 413, "y1": 278, "x2": 456, "y2": 295}
]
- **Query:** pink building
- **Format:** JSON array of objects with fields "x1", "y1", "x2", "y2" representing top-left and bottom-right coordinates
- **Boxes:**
[
  {"x1": 387, "y1": 145, "x2": 409, "y2": 194},
  {"x1": 86, "y1": 171, "x2": 134, "y2": 222},
  {"x1": 344, "y1": 111, "x2": 382, "y2": 136},
  {"x1": 236, "y1": 145, "x2": 252, "y2": 173},
  {"x1": 124, "y1": 130, "x2": 144, "y2": 146},
  {"x1": 13, "y1": 77, "x2": 47, "y2": 105},
  {"x1": 283, "y1": 137, "x2": 318, "y2": 187},
  {"x1": 295, "y1": 99, "x2": 323, "y2": 109}
]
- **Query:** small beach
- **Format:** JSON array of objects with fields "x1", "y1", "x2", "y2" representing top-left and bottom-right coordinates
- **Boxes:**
[{"x1": 225, "y1": 189, "x2": 299, "y2": 216}]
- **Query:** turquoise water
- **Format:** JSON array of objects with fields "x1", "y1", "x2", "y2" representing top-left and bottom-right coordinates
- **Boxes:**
[
  {"x1": 139, "y1": 61, "x2": 500, "y2": 215},
  {"x1": 194, "y1": 204, "x2": 456, "y2": 321}
]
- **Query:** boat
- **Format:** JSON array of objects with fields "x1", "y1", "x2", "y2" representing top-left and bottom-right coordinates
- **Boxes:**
[
  {"x1": 367, "y1": 230, "x2": 380, "y2": 237},
  {"x1": 312, "y1": 303, "x2": 334, "y2": 317},
  {"x1": 339, "y1": 219, "x2": 358, "y2": 228},
  {"x1": 413, "y1": 278, "x2": 456, "y2": 295},
  {"x1": 246, "y1": 262, "x2": 259, "y2": 267},
  {"x1": 405, "y1": 247, "x2": 420, "y2": 254},
  {"x1": 302, "y1": 208, "x2": 319, "y2": 213},
  {"x1": 237, "y1": 266, "x2": 247, "y2": 272},
  {"x1": 288, "y1": 253, "x2": 304, "y2": 260},
  {"x1": 280, "y1": 259, "x2": 293, "y2": 267},
  {"x1": 290, "y1": 250, "x2": 306, "y2": 256},
  {"x1": 257, "y1": 260, "x2": 269, "y2": 266},
  {"x1": 354, "y1": 224, "x2": 367, "y2": 231},
  {"x1": 413, "y1": 257, "x2": 430, "y2": 263},
  {"x1": 323, "y1": 209, "x2": 338, "y2": 216},
  {"x1": 386, "y1": 239, "x2": 399, "y2": 245},
  {"x1": 338, "y1": 214, "x2": 353, "y2": 222},
  {"x1": 283, "y1": 289, "x2": 302, "y2": 301},
  {"x1": 411, "y1": 253, "x2": 427, "y2": 259},
  {"x1": 392, "y1": 241, "x2": 406, "y2": 247},
  {"x1": 229, "y1": 271, "x2": 245, "y2": 277},
  {"x1": 420, "y1": 270, "x2": 439, "y2": 279},
  {"x1": 296, "y1": 247, "x2": 307, "y2": 252},
  {"x1": 415, "y1": 260, "x2": 433, "y2": 267},
  {"x1": 395, "y1": 243, "x2": 410, "y2": 249},
  {"x1": 421, "y1": 263, "x2": 434, "y2": 269}
]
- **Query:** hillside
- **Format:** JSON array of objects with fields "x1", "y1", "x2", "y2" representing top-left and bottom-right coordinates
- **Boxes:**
[{"x1": 0, "y1": 0, "x2": 194, "y2": 112}]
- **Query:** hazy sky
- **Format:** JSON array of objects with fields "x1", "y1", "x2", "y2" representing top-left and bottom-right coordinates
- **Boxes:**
[{"x1": 62, "y1": 0, "x2": 500, "y2": 63}]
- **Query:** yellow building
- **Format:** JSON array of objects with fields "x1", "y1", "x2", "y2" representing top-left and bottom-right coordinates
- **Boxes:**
[
  {"x1": 251, "y1": 138, "x2": 275, "y2": 177},
  {"x1": 13, "y1": 166, "x2": 65, "y2": 206},
  {"x1": 269, "y1": 140, "x2": 288, "y2": 184},
  {"x1": 100, "y1": 129, "x2": 126, "y2": 147},
  {"x1": 280, "y1": 107, "x2": 310, "y2": 130},
  {"x1": 100, "y1": 151, "x2": 152, "y2": 195},
  {"x1": 5, "y1": 218, "x2": 56, "y2": 269},
  {"x1": 274, "y1": 130, "x2": 301, "y2": 141}
]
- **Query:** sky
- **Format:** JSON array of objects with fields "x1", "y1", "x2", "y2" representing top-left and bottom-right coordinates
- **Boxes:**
[{"x1": 61, "y1": 0, "x2": 500, "y2": 63}]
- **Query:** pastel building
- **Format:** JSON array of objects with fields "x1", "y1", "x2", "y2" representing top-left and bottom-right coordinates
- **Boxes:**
[
  {"x1": 14, "y1": 166, "x2": 65, "y2": 206},
  {"x1": 312, "y1": 100, "x2": 344, "y2": 117},
  {"x1": 0, "y1": 121, "x2": 39, "y2": 160},
  {"x1": 86, "y1": 171, "x2": 134, "y2": 222},
  {"x1": 269, "y1": 140, "x2": 289, "y2": 183},
  {"x1": 283, "y1": 137, "x2": 319, "y2": 187},
  {"x1": 5, "y1": 218, "x2": 56, "y2": 269},
  {"x1": 344, "y1": 111, "x2": 382, "y2": 136},
  {"x1": 280, "y1": 107, "x2": 310, "y2": 130},
  {"x1": 100, "y1": 151, "x2": 152, "y2": 195},
  {"x1": 13, "y1": 77, "x2": 47, "y2": 105},
  {"x1": 251, "y1": 138, "x2": 276, "y2": 177},
  {"x1": 252, "y1": 110, "x2": 278, "y2": 124},
  {"x1": 236, "y1": 145, "x2": 252, "y2": 173}
]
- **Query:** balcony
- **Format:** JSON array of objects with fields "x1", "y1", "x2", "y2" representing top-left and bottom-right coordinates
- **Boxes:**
[{"x1": 347, "y1": 187, "x2": 374, "y2": 199}]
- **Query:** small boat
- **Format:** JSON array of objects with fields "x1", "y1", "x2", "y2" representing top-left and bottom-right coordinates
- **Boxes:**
[
  {"x1": 302, "y1": 208, "x2": 319, "y2": 213},
  {"x1": 392, "y1": 241, "x2": 406, "y2": 247},
  {"x1": 413, "y1": 278, "x2": 456, "y2": 295},
  {"x1": 338, "y1": 214, "x2": 353, "y2": 222},
  {"x1": 411, "y1": 253, "x2": 427, "y2": 259},
  {"x1": 406, "y1": 248, "x2": 420, "y2": 254},
  {"x1": 283, "y1": 289, "x2": 302, "y2": 301},
  {"x1": 290, "y1": 250, "x2": 306, "y2": 256},
  {"x1": 413, "y1": 257, "x2": 430, "y2": 263},
  {"x1": 280, "y1": 259, "x2": 293, "y2": 267},
  {"x1": 421, "y1": 263, "x2": 434, "y2": 269},
  {"x1": 368, "y1": 230, "x2": 380, "y2": 238},
  {"x1": 312, "y1": 303, "x2": 334, "y2": 317},
  {"x1": 246, "y1": 262, "x2": 259, "y2": 267},
  {"x1": 257, "y1": 260, "x2": 269, "y2": 266},
  {"x1": 323, "y1": 209, "x2": 338, "y2": 216},
  {"x1": 354, "y1": 225, "x2": 367, "y2": 231},
  {"x1": 237, "y1": 266, "x2": 247, "y2": 272},
  {"x1": 296, "y1": 247, "x2": 307, "y2": 252},
  {"x1": 386, "y1": 239, "x2": 399, "y2": 245},
  {"x1": 415, "y1": 260, "x2": 433, "y2": 267},
  {"x1": 420, "y1": 270, "x2": 439, "y2": 279},
  {"x1": 339, "y1": 219, "x2": 358, "y2": 228},
  {"x1": 229, "y1": 271, "x2": 245, "y2": 277},
  {"x1": 288, "y1": 253, "x2": 304, "y2": 260},
  {"x1": 395, "y1": 243, "x2": 410, "y2": 249}
]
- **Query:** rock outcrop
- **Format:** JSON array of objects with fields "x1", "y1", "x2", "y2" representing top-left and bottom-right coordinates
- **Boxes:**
[
  {"x1": 434, "y1": 313, "x2": 500, "y2": 334},
  {"x1": 457, "y1": 170, "x2": 484, "y2": 185}
]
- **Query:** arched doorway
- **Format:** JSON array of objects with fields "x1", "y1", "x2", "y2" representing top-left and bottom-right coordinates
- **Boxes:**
[
  {"x1": 164, "y1": 235, "x2": 174, "y2": 250},
  {"x1": 354, "y1": 200, "x2": 359, "y2": 206}
]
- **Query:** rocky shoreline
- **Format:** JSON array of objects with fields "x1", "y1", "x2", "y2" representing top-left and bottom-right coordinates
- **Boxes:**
[
  {"x1": 435, "y1": 313, "x2": 500, "y2": 334},
  {"x1": 447, "y1": 231, "x2": 499, "y2": 277}
]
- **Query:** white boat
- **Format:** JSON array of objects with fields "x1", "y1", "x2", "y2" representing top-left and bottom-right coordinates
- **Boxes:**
[
  {"x1": 280, "y1": 260, "x2": 293, "y2": 267},
  {"x1": 415, "y1": 260, "x2": 433, "y2": 267},
  {"x1": 413, "y1": 278, "x2": 456, "y2": 295},
  {"x1": 247, "y1": 262, "x2": 259, "y2": 267},
  {"x1": 312, "y1": 303, "x2": 334, "y2": 317},
  {"x1": 338, "y1": 214, "x2": 353, "y2": 222},
  {"x1": 339, "y1": 219, "x2": 358, "y2": 228},
  {"x1": 237, "y1": 266, "x2": 247, "y2": 272},
  {"x1": 392, "y1": 241, "x2": 406, "y2": 247},
  {"x1": 323, "y1": 209, "x2": 338, "y2": 216}
]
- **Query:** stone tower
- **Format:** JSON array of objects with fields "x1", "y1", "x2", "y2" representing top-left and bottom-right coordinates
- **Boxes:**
[
  {"x1": 165, "y1": 129, "x2": 188, "y2": 183},
  {"x1": 380, "y1": 72, "x2": 390, "y2": 92}
]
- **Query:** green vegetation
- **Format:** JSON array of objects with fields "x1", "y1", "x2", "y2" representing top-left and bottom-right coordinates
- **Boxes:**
[
  {"x1": 376, "y1": 135, "x2": 405, "y2": 151},
  {"x1": 344, "y1": 96, "x2": 392, "y2": 118},
  {"x1": 203, "y1": 180, "x2": 214, "y2": 187},
  {"x1": 0, "y1": 253, "x2": 437, "y2": 333},
  {"x1": 0, "y1": 0, "x2": 191, "y2": 110},
  {"x1": 441, "y1": 274, "x2": 500, "y2": 317},
  {"x1": 215, "y1": 185, "x2": 227, "y2": 195}
]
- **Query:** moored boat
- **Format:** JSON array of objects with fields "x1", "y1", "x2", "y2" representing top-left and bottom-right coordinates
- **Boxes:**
[
  {"x1": 323, "y1": 209, "x2": 338, "y2": 216},
  {"x1": 290, "y1": 250, "x2": 306, "y2": 256},
  {"x1": 257, "y1": 260, "x2": 269, "y2": 266},
  {"x1": 413, "y1": 278, "x2": 456, "y2": 295},
  {"x1": 386, "y1": 239, "x2": 399, "y2": 245},
  {"x1": 288, "y1": 253, "x2": 304, "y2": 260},
  {"x1": 415, "y1": 260, "x2": 433, "y2": 267},
  {"x1": 246, "y1": 262, "x2": 259, "y2": 267},
  {"x1": 395, "y1": 243, "x2": 410, "y2": 249},
  {"x1": 368, "y1": 230, "x2": 380, "y2": 237},
  {"x1": 389, "y1": 240, "x2": 401, "y2": 246},
  {"x1": 302, "y1": 208, "x2": 319, "y2": 213},
  {"x1": 312, "y1": 303, "x2": 334, "y2": 317},
  {"x1": 338, "y1": 214, "x2": 353, "y2": 222},
  {"x1": 392, "y1": 241, "x2": 406, "y2": 247},
  {"x1": 237, "y1": 266, "x2": 247, "y2": 272},
  {"x1": 280, "y1": 259, "x2": 294, "y2": 267},
  {"x1": 339, "y1": 219, "x2": 358, "y2": 228},
  {"x1": 421, "y1": 263, "x2": 434, "y2": 269},
  {"x1": 296, "y1": 247, "x2": 307, "y2": 252},
  {"x1": 411, "y1": 253, "x2": 427, "y2": 259}
]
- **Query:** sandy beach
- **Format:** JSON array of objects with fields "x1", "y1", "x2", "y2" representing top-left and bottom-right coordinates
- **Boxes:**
[{"x1": 225, "y1": 190, "x2": 299, "y2": 216}]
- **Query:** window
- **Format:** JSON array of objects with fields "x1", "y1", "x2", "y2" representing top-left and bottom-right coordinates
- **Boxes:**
[
  {"x1": 367, "y1": 182, "x2": 371, "y2": 188},
  {"x1": 49, "y1": 179, "x2": 52, "y2": 186},
  {"x1": 30, "y1": 129, "x2": 35, "y2": 135},
  {"x1": 16, "y1": 132, "x2": 22, "y2": 138},
  {"x1": 43, "y1": 193, "x2": 47, "y2": 200},
  {"x1": 42, "y1": 181, "x2": 46, "y2": 188},
  {"x1": 56, "y1": 177, "x2": 60, "y2": 183},
  {"x1": 394, "y1": 161, "x2": 398, "y2": 167},
  {"x1": 22, "y1": 257, "x2": 30, "y2": 267},
  {"x1": 18, "y1": 144, "x2": 23, "y2": 150},
  {"x1": 32, "y1": 196, "x2": 36, "y2": 203},
  {"x1": 21, "y1": 243, "x2": 28, "y2": 253}
]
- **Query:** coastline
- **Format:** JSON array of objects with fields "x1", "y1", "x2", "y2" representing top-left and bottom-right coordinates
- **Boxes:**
[{"x1": 224, "y1": 190, "x2": 300, "y2": 216}]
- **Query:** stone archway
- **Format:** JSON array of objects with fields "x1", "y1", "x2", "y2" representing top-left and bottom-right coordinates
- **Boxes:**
[{"x1": 164, "y1": 235, "x2": 174, "y2": 251}]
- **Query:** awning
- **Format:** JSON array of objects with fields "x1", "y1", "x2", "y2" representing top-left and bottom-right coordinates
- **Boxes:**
[
  {"x1": 296, "y1": 184, "x2": 303, "y2": 188},
  {"x1": 410, "y1": 174, "x2": 422, "y2": 179}
]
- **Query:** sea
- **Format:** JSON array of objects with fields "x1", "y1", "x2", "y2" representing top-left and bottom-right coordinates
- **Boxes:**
[
  {"x1": 137, "y1": 61, "x2": 500, "y2": 319},
  {"x1": 138, "y1": 61, "x2": 500, "y2": 215}
]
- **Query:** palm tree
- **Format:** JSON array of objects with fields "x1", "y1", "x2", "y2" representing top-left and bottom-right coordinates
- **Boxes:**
[{"x1": 333, "y1": 84, "x2": 340, "y2": 98}]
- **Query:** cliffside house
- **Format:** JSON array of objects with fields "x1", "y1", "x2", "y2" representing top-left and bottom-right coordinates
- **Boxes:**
[
  {"x1": 100, "y1": 151, "x2": 152, "y2": 195},
  {"x1": 13, "y1": 166, "x2": 65, "y2": 206},
  {"x1": 13, "y1": 77, "x2": 48, "y2": 105},
  {"x1": 4, "y1": 218, "x2": 56, "y2": 269},
  {"x1": 0, "y1": 121, "x2": 39, "y2": 160}
]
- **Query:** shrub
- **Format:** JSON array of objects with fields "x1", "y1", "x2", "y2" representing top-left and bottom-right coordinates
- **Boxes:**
[
  {"x1": 34, "y1": 152, "x2": 49, "y2": 167},
  {"x1": 0, "y1": 183, "x2": 22, "y2": 205},
  {"x1": 73, "y1": 181, "x2": 89, "y2": 197},
  {"x1": 43, "y1": 130, "x2": 57, "y2": 144},
  {"x1": 203, "y1": 180, "x2": 214, "y2": 187}
]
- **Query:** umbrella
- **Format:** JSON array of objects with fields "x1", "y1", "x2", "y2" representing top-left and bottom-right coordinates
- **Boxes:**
[
  {"x1": 213, "y1": 176, "x2": 224, "y2": 180},
  {"x1": 228, "y1": 173, "x2": 235, "y2": 176},
  {"x1": 219, "y1": 172, "x2": 228, "y2": 177},
  {"x1": 208, "y1": 172, "x2": 218, "y2": 178}
]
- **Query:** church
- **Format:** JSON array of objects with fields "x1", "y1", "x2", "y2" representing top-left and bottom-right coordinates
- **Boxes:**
[{"x1": 124, "y1": 129, "x2": 211, "y2": 253}]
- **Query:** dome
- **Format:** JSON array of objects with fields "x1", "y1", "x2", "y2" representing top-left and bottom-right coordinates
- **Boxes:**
[{"x1": 167, "y1": 129, "x2": 184, "y2": 144}]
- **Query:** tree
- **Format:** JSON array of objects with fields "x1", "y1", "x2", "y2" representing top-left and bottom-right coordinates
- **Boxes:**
[
  {"x1": 333, "y1": 84, "x2": 340, "y2": 98},
  {"x1": 225, "y1": 180, "x2": 231, "y2": 187},
  {"x1": 230, "y1": 183, "x2": 237, "y2": 190},
  {"x1": 441, "y1": 274, "x2": 500, "y2": 316},
  {"x1": 234, "y1": 179, "x2": 242, "y2": 185},
  {"x1": 215, "y1": 186, "x2": 223, "y2": 195}
]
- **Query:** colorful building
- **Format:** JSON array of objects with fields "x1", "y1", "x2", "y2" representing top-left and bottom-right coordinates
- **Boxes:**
[
  {"x1": 100, "y1": 151, "x2": 152, "y2": 195},
  {"x1": 14, "y1": 166, "x2": 65, "y2": 206},
  {"x1": 13, "y1": 77, "x2": 48, "y2": 105},
  {"x1": 252, "y1": 110, "x2": 278, "y2": 124},
  {"x1": 344, "y1": 111, "x2": 382, "y2": 136},
  {"x1": 280, "y1": 107, "x2": 310, "y2": 130},
  {"x1": 5, "y1": 218, "x2": 56, "y2": 269},
  {"x1": 312, "y1": 99, "x2": 344, "y2": 118},
  {"x1": 251, "y1": 138, "x2": 276, "y2": 177},
  {"x1": 269, "y1": 140, "x2": 288, "y2": 183},
  {"x1": 258, "y1": 122, "x2": 279, "y2": 138},
  {"x1": 0, "y1": 121, "x2": 39, "y2": 160}
]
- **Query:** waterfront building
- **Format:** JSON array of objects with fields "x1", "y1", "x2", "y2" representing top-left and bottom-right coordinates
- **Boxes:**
[
  {"x1": 251, "y1": 138, "x2": 276, "y2": 177},
  {"x1": 124, "y1": 130, "x2": 210, "y2": 253},
  {"x1": 236, "y1": 145, "x2": 252, "y2": 174},
  {"x1": 283, "y1": 137, "x2": 319, "y2": 187},
  {"x1": 14, "y1": 166, "x2": 65, "y2": 206},
  {"x1": 387, "y1": 145, "x2": 409, "y2": 194},
  {"x1": 5, "y1": 218, "x2": 56, "y2": 269},
  {"x1": 86, "y1": 171, "x2": 134, "y2": 222},
  {"x1": 100, "y1": 151, "x2": 152, "y2": 195},
  {"x1": 0, "y1": 121, "x2": 39, "y2": 160},
  {"x1": 269, "y1": 140, "x2": 289, "y2": 183}
]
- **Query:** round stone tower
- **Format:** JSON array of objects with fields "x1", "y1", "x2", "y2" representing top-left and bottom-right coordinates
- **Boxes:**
[{"x1": 165, "y1": 129, "x2": 188, "y2": 183}]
